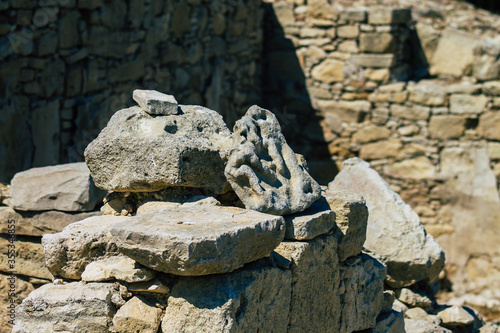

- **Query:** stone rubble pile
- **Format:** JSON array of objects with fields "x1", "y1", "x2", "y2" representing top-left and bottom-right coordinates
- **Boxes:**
[{"x1": 13, "y1": 90, "x2": 398, "y2": 333}]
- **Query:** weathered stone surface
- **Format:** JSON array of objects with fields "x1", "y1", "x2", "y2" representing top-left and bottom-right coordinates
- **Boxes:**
[
  {"x1": 340, "y1": 8, "x2": 367, "y2": 22},
  {"x1": 404, "y1": 319, "x2": 452, "y2": 333},
  {"x1": 352, "y1": 124, "x2": 391, "y2": 143},
  {"x1": 284, "y1": 202, "x2": 335, "y2": 241},
  {"x1": 132, "y1": 89, "x2": 178, "y2": 115},
  {"x1": 85, "y1": 105, "x2": 233, "y2": 194},
  {"x1": 161, "y1": 259, "x2": 291, "y2": 333},
  {"x1": 384, "y1": 156, "x2": 436, "y2": 180},
  {"x1": 0, "y1": 236, "x2": 52, "y2": 280},
  {"x1": 438, "y1": 306, "x2": 475, "y2": 327},
  {"x1": 408, "y1": 80, "x2": 448, "y2": 106},
  {"x1": 307, "y1": 0, "x2": 337, "y2": 20},
  {"x1": 450, "y1": 94, "x2": 488, "y2": 114},
  {"x1": 337, "y1": 25, "x2": 359, "y2": 39},
  {"x1": 0, "y1": 206, "x2": 101, "y2": 236},
  {"x1": 478, "y1": 112, "x2": 500, "y2": 141},
  {"x1": 359, "y1": 33, "x2": 395, "y2": 53},
  {"x1": 42, "y1": 215, "x2": 128, "y2": 279},
  {"x1": 372, "y1": 310, "x2": 406, "y2": 333},
  {"x1": 429, "y1": 115, "x2": 466, "y2": 140},
  {"x1": 350, "y1": 54, "x2": 395, "y2": 68},
  {"x1": 275, "y1": 234, "x2": 340, "y2": 333},
  {"x1": 113, "y1": 296, "x2": 162, "y2": 333},
  {"x1": 318, "y1": 100, "x2": 371, "y2": 123},
  {"x1": 390, "y1": 104, "x2": 431, "y2": 120},
  {"x1": 321, "y1": 190, "x2": 368, "y2": 262},
  {"x1": 339, "y1": 254, "x2": 386, "y2": 333},
  {"x1": 81, "y1": 255, "x2": 156, "y2": 283},
  {"x1": 368, "y1": 7, "x2": 412, "y2": 25},
  {"x1": 483, "y1": 81, "x2": 500, "y2": 96},
  {"x1": 110, "y1": 205, "x2": 285, "y2": 276},
  {"x1": 397, "y1": 288, "x2": 432, "y2": 308},
  {"x1": 13, "y1": 282, "x2": 117, "y2": 333},
  {"x1": 330, "y1": 158, "x2": 445, "y2": 288},
  {"x1": 311, "y1": 58, "x2": 344, "y2": 83},
  {"x1": 0, "y1": 273, "x2": 35, "y2": 333},
  {"x1": 359, "y1": 139, "x2": 403, "y2": 160},
  {"x1": 10, "y1": 162, "x2": 105, "y2": 212},
  {"x1": 225, "y1": 106, "x2": 321, "y2": 215},
  {"x1": 430, "y1": 29, "x2": 475, "y2": 77},
  {"x1": 473, "y1": 38, "x2": 500, "y2": 81}
]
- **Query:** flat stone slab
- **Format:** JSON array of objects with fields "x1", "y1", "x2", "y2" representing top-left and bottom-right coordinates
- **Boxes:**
[
  {"x1": 9, "y1": 162, "x2": 105, "y2": 212},
  {"x1": 109, "y1": 205, "x2": 285, "y2": 276},
  {"x1": 133, "y1": 89, "x2": 178, "y2": 115},
  {"x1": 284, "y1": 202, "x2": 335, "y2": 241},
  {"x1": 84, "y1": 105, "x2": 232, "y2": 194},
  {"x1": 81, "y1": 255, "x2": 156, "y2": 283}
]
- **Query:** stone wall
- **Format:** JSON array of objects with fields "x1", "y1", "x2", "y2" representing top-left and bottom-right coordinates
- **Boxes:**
[
  {"x1": 262, "y1": 0, "x2": 500, "y2": 308},
  {"x1": 0, "y1": 0, "x2": 263, "y2": 183}
]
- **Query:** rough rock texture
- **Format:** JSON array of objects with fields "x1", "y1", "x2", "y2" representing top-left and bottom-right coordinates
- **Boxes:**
[
  {"x1": 161, "y1": 259, "x2": 291, "y2": 333},
  {"x1": 81, "y1": 255, "x2": 156, "y2": 283},
  {"x1": 397, "y1": 288, "x2": 432, "y2": 308},
  {"x1": 0, "y1": 236, "x2": 52, "y2": 280},
  {"x1": 430, "y1": 28, "x2": 475, "y2": 77},
  {"x1": 437, "y1": 305, "x2": 475, "y2": 327},
  {"x1": 339, "y1": 253, "x2": 386, "y2": 333},
  {"x1": 84, "y1": 105, "x2": 233, "y2": 194},
  {"x1": 372, "y1": 310, "x2": 406, "y2": 333},
  {"x1": 0, "y1": 207, "x2": 101, "y2": 236},
  {"x1": 12, "y1": 282, "x2": 117, "y2": 333},
  {"x1": 283, "y1": 202, "x2": 335, "y2": 241},
  {"x1": 404, "y1": 319, "x2": 453, "y2": 333},
  {"x1": 42, "y1": 215, "x2": 129, "y2": 279},
  {"x1": 225, "y1": 105, "x2": 321, "y2": 215},
  {"x1": 330, "y1": 158, "x2": 445, "y2": 288},
  {"x1": 0, "y1": 274, "x2": 35, "y2": 333},
  {"x1": 275, "y1": 234, "x2": 341, "y2": 333},
  {"x1": 9, "y1": 162, "x2": 104, "y2": 212},
  {"x1": 321, "y1": 189, "x2": 368, "y2": 262},
  {"x1": 109, "y1": 205, "x2": 285, "y2": 276},
  {"x1": 132, "y1": 89, "x2": 178, "y2": 115},
  {"x1": 113, "y1": 296, "x2": 162, "y2": 333}
]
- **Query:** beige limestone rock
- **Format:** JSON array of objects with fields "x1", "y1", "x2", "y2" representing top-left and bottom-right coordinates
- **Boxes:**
[
  {"x1": 359, "y1": 139, "x2": 402, "y2": 160},
  {"x1": 359, "y1": 33, "x2": 395, "y2": 53},
  {"x1": 110, "y1": 205, "x2": 285, "y2": 276},
  {"x1": 132, "y1": 89, "x2": 178, "y2": 115},
  {"x1": 437, "y1": 305, "x2": 475, "y2": 327},
  {"x1": 384, "y1": 156, "x2": 436, "y2": 180},
  {"x1": 0, "y1": 273, "x2": 35, "y2": 333},
  {"x1": 352, "y1": 124, "x2": 391, "y2": 143},
  {"x1": 13, "y1": 282, "x2": 117, "y2": 333},
  {"x1": 330, "y1": 158, "x2": 445, "y2": 288},
  {"x1": 390, "y1": 104, "x2": 431, "y2": 121},
  {"x1": 473, "y1": 38, "x2": 500, "y2": 81},
  {"x1": 321, "y1": 190, "x2": 368, "y2": 262},
  {"x1": 397, "y1": 288, "x2": 432, "y2": 308},
  {"x1": 273, "y1": 1, "x2": 295, "y2": 26},
  {"x1": 161, "y1": 259, "x2": 291, "y2": 333},
  {"x1": 450, "y1": 94, "x2": 488, "y2": 114},
  {"x1": 0, "y1": 236, "x2": 52, "y2": 280},
  {"x1": 0, "y1": 207, "x2": 101, "y2": 236},
  {"x1": 337, "y1": 25, "x2": 359, "y2": 39},
  {"x1": 113, "y1": 296, "x2": 162, "y2": 333},
  {"x1": 275, "y1": 234, "x2": 341, "y2": 333},
  {"x1": 350, "y1": 54, "x2": 395, "y2": 68},
  {"x1": 225, "y1": 106, "x2": 321, "y2": 215},
  {"x1": 372, "y1": 309, "x2": 406, "y2": 333},
  {"x1": 42, "y1": 215, "x2": 129, "y2": 279},
  {"x1": 368, "y1": 7, "x2": 411, "y2": 25},
  {"x1": 85, "y1": 105, "x2": 233, "y2": 194},
  {"x1": 339, "y1": 253, "x2": 386, "y2": 333},
  {"x1": 483, "y1": 81, "x2": 500, "y2": 96},
  {"x1": 10, "y1": 162, "x2": 105, "y2": 212},
  {"x1": 340, "y1": 8, "x2": 367, "y2": 22},
  {"x1": 404, "y1": 319, "x2": 452, "y2": 333},
  {"x1": 284, "y1": 202, "x2": 335, "y2": 241},
  {"x1": 429, "y1": 115, "x2": 466, "y2": 140},
  {"x1": 81, "y1": 255, "x2": 156, "y2": 283},
  {"x1": 478, "y1": 112, "x2": 500, "y2": 141},
  {"x1": 430, "y1": 29, "x2": 476, "y2": 77},
  {"x1": 311, "y1": 58, "x2": 344, "y2": 83},
  {"x1": 408, "y1": 80, "x2": 448, "y2": 106},
  {"x1": 307, "y1": 0, "x2": 337, "y2": 21}
]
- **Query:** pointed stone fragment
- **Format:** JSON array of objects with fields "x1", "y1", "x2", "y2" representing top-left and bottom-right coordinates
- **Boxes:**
[{"x1": 284, "y1": 202, "x2": 335, "y2": 241}]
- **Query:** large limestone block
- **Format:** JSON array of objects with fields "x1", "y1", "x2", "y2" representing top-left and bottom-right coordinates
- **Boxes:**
[
  {"x1": 429, "y1": 115, "x2": 466, "y2": 140},
  {"x1": 430, "y1": 29, "x2": 476, "y2": 77},
  {"x1": 225, "y1": 106, "x2": 321, "y2": 215},
  {"x1": 0, "y1": 236, "x2": 52, "y2": 280},
  {"x1": 12, "y1": 282, "x2": 117, "y2": 333},
  {"x1": 0, "y1": 206, "x2": 101, "y2": 236},
  {"x1": 473, "y1": 38, "x2": 500, "y2": 81},
  {"x1": 321, "y1": 190, "x2": 368, "y2": 262},
  {"x1": 330, "y1": 158, "x2": 445, "y2": 288},
  {"x1": 42, "y1": 215, "x2": 129, "y2": 279},
  {"x1": 132, "y1": 89, "x2": 178, "y2": 115},
  {"x1": 311, "y1": 58, "x2": 345, "y2": 83},
  {"x1": 408, "y1": 80, "x2": 448, "y2": 106},
  {"x1": 284, "y1": 202, "x2": 335, "y2": 241},
  {"x1": 109, "y1": 205, "x2": 285, "y2": 276},
  {"x1": 479, "y1": 112, "x2": 500, "y2": 141},
  {"x1": 339, "y1": 254, "x2": 386, "y2": 333},
  {"x1": 113, "y1": 296, "x2": 162, "y2": 333},
  {"x1": 10, "y1": 162, "x2": 105, "y2": 212},
  {"x1": 450, "y1": 94, "x2": 488, "y2": 114},
  {"x1": 273, "y1": 234, "x2": 341, "y2": 333},
  {"x1": 161, "y1": 260, "x2": 291, "y2": 333},
  {"x1": 85, "y1": 105, "x2": 233, "y2": 194}
]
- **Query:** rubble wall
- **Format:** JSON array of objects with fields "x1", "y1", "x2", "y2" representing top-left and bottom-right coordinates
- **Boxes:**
[
  {"x1": 261, "y1": 0, "x2": 500, "y2": 304},
  {"x1": 0, "y1": 0, "x2": 263, "y2": 182}
]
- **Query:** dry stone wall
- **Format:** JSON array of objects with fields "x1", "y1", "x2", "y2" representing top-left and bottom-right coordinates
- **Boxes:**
[{"x1": 0, "y1": 0, "x2": 263, "y2": 183}]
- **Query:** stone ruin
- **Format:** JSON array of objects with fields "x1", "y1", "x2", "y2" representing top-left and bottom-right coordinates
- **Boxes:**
[{"x1": 9, "y1": 90, "x2": 494, "y2": 332}]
